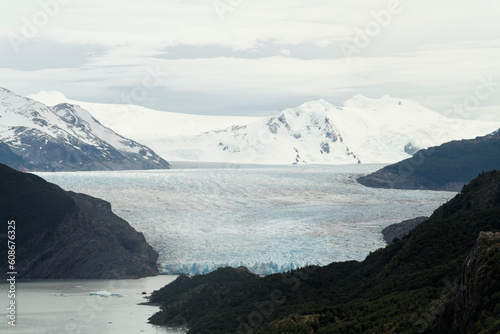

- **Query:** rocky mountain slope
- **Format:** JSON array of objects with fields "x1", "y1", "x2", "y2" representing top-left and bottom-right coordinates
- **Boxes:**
[
  {"x1": 357, "y1": 128, "x2": 500, "y2": 191},
  {"x1": 0, "y1": 87, "x2": 170, "y2": 171},
  {"x1": 434, "y1": 231, "x2": 500, "y2": 334},
  {"x1": 29, "y1": 91, "x2": 500, "y2": 165},
  {"x1": 0, "y1": 140, "x2": 26, "y2": 170},
  {"x1": 0, "y1": 163, "x2": 158, "y2": 279},
  {"x1": 148, "y1": 170, "x2": 500, "y2": 333}
]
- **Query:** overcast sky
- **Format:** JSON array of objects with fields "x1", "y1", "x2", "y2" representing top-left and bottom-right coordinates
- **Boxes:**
[{"x1": 1, "y1": 0, "x2": 500, "y2": 118}]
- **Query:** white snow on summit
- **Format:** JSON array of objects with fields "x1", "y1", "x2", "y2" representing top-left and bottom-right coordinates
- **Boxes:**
[
  {"x1": 1, "y1": 87, "x2": 169, "y2": 170},
  {"x1": 29, "y1": 91, "x2": 500, "y2": 165},
  {"x1": 157, "y1": 96, "x2": 500, "y2": 164}
]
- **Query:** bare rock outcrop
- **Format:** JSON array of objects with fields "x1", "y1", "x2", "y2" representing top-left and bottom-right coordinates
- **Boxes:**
[
  {"x1": 382, "y1": 216, "x2": 429, "y2": 244},
  {"x1": 433, "y1": 232, "x2": 500, "y2": 333}
]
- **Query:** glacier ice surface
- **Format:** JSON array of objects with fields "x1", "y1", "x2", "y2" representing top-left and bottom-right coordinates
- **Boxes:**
[{"x1": 38, "y1": 163, "x2": 456, "y2": 275}]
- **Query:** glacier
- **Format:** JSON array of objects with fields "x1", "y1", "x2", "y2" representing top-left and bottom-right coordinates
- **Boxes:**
[{"x1": 38, "y1": 163, "x2": 457, "y2": 276}]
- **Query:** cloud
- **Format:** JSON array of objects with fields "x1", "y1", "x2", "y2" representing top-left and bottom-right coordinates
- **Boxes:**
[
  {"x1": 0, "y1": 0, "x2": 499, "y2": 118},
  {"x1": 279, "y1": 49, "x2": 291, "y2": 56}
]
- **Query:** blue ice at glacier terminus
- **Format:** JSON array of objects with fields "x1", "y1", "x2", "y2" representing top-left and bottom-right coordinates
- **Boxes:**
[{"x1": 38, "y1": 162, "x2": 456, "y2": 275}]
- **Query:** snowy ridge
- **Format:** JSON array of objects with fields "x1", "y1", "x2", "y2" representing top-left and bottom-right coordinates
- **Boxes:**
[
  {"x1": 0, "y1": 87, "x2": 169, "y2": 171},
  {"x1": 29, "y1": 90, "x2": 500, "y2": 165},
  {"x1": 159, "y1": 97, "x2": 500, "y2": 164},
  {"x1": 29, "y1": 90, "x2": 261, "y2": 139}
]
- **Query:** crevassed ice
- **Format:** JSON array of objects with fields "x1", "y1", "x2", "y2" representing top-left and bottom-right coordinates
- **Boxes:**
[{"x1": 38, "y1": 163, "x2": 455, "y2": 275}]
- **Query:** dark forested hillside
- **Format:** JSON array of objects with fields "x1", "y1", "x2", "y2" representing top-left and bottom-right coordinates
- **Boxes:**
[{"x1": 357, "y1": 129, "x2": 500, "y2": 191}]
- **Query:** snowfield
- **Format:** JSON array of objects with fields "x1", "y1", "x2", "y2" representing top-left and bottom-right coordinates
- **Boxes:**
[
  {"x1": 29, "y1": 90, "x2": 260, "y2": 139},
  {"x1": 30, "y1": 91, "x2": 500, "y2": 165}
]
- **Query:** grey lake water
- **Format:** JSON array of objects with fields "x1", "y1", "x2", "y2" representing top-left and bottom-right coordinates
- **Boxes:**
[
  {"x1": 0, "y1": 275, "x2": 182, "y2": 334},
  {"x1": 2, "y1": 162, "x2": 457, "y2": 333}
]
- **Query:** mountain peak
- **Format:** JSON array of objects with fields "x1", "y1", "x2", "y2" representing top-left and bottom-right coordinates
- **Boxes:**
[
  {"x1": 0, "y1": 87, "x2": 170, "y2": 171},
  {"x1": 296, "y1": 99, "x2": 335, "y2": 110},
  {"x1": 343, "y1": 94, "x2": 413, "y2": 109},
  {"x1": 27, "y1": 90, "x2": 69, "y2": 107},
  {"x1": 280, "y1": 99, "x2": 335, "y2": 121}
]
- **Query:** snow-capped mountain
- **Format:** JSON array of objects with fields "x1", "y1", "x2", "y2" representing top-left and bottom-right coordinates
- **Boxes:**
[
  {"x1": 29, "y1": 91, "x2": 500, "y2": 165},
  {"x1": 166, "y1": 99, "x2": 360, "y2": 164},
  {"x1": 156, "y1": 96, "x2": 500, "y2": 164},
  {"x1": 0, "y1": 87, "x2": 170, "y2": 171}
]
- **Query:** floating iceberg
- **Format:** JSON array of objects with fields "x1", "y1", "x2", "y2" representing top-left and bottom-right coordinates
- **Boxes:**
[
  {"x1": 89, "y1": 290, "x2": 122, "y2": 297},
  {"x1": 50, "y1": 293, "x2": 67, "y2": 297}
]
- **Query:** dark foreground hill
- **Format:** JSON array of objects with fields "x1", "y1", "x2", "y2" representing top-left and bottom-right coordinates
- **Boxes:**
[
  {"x1": 357, "y1": 129, "x2": 500, "y2": 191},
  {"x1": 0, "y1": 163, "x2": 158, "y2": 279},
  {"x1": 148, "y1": 171, "x2": 500, "y2": 333}
]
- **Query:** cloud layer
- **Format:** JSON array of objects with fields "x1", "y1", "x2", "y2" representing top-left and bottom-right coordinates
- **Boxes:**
[{"x1": 1, "y1": 0, "x2": 499, "y2": 118}]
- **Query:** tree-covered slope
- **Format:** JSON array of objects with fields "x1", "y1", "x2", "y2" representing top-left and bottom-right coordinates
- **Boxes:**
[
  {"x1": 149, "y1": 170, "x2": 500, "y2": 333},
  {"x1": 357, "y1": 129, "x2": 500, "y2": 191}
]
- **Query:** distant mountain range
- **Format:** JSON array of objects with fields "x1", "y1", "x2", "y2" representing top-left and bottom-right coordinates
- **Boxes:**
[
  {"x1": 30, "y1": 91, "x2": 500, "y2": 165},
  {"x1": 358, "y1": 128, "x2": 500, "y2": 191},
  {"x1": 0, "y1": 87, "x2": 170, "y2": 171}
]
